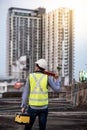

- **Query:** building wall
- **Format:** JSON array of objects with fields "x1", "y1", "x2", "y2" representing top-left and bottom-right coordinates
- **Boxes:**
[
  {"x1": 42, "y1": 8, "x2": 74, "y2": 84},
  {"x1": 0, "y1": 82, "x2": 7, "y2": 93},
  {"x1": 7, "y1": 7, "x2": 74, "y2": 84},
  {"x1": 7, "y1": 7, "x2": 45, "y2": 79}
]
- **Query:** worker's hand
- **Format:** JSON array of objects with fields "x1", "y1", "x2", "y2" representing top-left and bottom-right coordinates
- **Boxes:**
[
  {"x1": 21, "y1": 107, "x2": 25, "y2": 113},
  {"x1": 54, "y1": 73, "x2": 59, "y2": 79}
]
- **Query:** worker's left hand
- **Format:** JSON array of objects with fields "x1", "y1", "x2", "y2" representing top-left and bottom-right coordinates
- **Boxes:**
[{"x1": 54, "y1": 73, "x2": 59, "y2": 79}]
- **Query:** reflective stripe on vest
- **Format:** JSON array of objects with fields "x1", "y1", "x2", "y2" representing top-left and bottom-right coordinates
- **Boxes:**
[{"x1": 28, "y1": 73, "x2": 48, "y2": 106}]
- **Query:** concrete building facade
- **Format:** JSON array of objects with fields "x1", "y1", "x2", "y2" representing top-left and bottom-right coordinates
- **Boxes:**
[
  {"x1": 7, "y1": 7, "x2": 45, "y2": 79},
  {"x1": 7, "y1": 7, "x2": 74, "y2": 84},
  {"x1": 42, "y1": 8, "x2": 74, "y2": 84}
]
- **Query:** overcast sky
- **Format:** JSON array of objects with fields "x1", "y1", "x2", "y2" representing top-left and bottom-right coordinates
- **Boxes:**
[{"x1": 0, "y1": 0, "x2": 87, "y2": 81}]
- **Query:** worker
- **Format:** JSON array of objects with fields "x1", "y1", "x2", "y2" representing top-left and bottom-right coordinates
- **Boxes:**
[{"x1": 21, "y1": 59, "x2": 60, "y2": 130}]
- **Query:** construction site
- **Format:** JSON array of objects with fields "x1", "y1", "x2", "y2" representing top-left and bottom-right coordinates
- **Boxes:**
[
  {"x1": 0, "y1": 0, "x2": 87, "y2": 129},
  {"x1": 0, "y1": 82, "x2": 87, "y2": 130}
]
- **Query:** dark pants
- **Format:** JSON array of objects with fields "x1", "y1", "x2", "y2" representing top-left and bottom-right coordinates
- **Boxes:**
[{"x1": 24, "y1": 106, "x2": 48, "y2": 130}]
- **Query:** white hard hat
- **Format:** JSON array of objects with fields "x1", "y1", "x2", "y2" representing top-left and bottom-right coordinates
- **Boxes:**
[{"x1": 35, "y1": 59, "x2": 47, "y2": 69}]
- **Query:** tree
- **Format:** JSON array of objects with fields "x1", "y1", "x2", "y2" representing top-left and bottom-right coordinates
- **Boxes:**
[{"x1": 57, "y1": 66, "x2": 61, "y2": 72}]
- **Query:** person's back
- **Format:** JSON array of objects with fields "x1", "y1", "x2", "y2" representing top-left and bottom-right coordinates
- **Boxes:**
[
  {"x1": 21, "y1": 59, "x2": 60, "y2": 130},
  {"x1": 29, "y1": 72, "x2": 48, "y2": 107}
]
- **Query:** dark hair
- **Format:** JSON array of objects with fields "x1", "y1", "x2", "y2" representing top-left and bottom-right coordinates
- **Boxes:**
[{"x1": 36, "y1": 64, "x2": 45, "y2": 71}]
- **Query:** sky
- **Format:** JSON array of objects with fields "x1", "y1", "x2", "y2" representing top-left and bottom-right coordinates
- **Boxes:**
[{"x1": 0, "y1": 0, "x2": 87, "y2": 81}]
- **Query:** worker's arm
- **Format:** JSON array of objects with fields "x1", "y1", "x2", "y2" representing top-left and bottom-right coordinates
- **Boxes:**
[
  {"x1": 48, "y1": 76, "x2": 61, "y2": 92},
  {"x1": 21, "y1": 78, "x2": 30, "y2": 112}
]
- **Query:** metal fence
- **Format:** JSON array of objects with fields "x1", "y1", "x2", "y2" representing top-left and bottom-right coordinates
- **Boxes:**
[{"x1": 66, "y1": 83, "x2": 87, "y2": 107}]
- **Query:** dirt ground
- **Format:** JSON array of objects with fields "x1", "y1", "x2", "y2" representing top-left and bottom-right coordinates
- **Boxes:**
[
  {"x1": 0, "y1": 112, "x2": 87, "y2": 130},
  {"x1": 0, "y1": 97, "x2": 87, "y2": 130}
]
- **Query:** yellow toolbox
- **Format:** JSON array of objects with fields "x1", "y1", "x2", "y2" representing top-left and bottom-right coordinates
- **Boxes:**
[{"x1": 15, "y1": 112, "x2": 30, "y2": 125}]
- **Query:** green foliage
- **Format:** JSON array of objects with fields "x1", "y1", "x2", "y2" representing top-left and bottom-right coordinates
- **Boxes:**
[{"x1": 57, "y1": 66, "x2": 61, "y2": 72}]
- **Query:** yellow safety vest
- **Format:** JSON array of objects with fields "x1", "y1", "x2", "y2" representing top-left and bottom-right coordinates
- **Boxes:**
[{"x1": 28, "y1": 73, "x2": 48, "y2": 106}]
